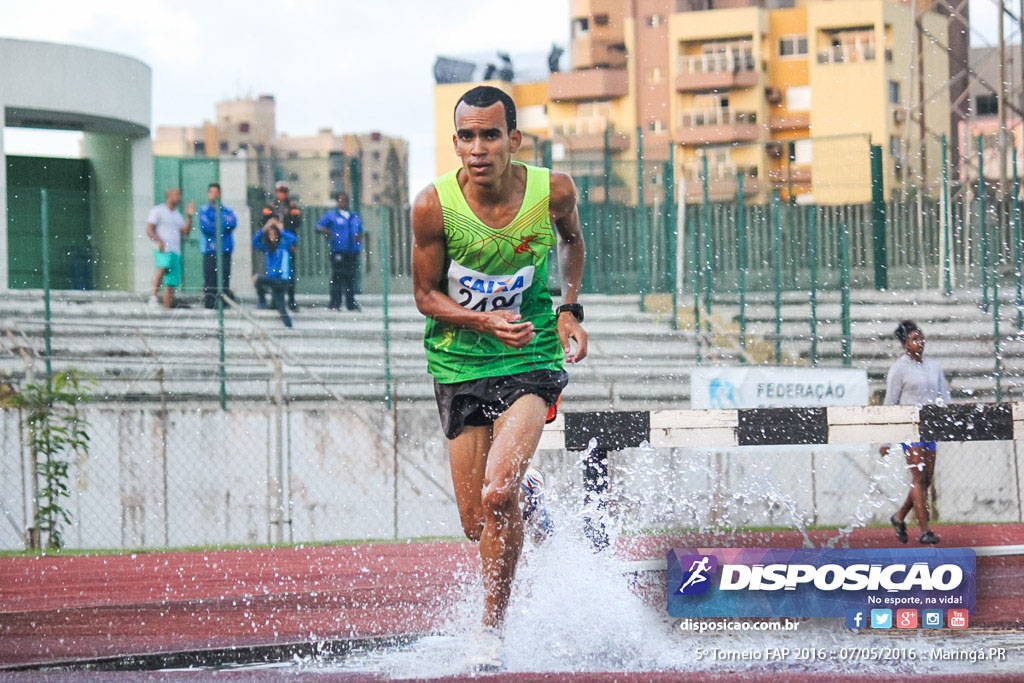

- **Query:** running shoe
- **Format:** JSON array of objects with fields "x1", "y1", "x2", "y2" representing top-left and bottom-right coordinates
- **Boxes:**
[
  {"x1": 147, "y1": 295, "x2": 160, "y2": 307},
  {"x1": 465, "y1": 626, "x2": 503, "y2": 671},
  {"x1": 521, "y1": 466, "x2": 554, "y2": 542},
  {"x1": 919, "y1": 530, "x2": 940, "y2": 544},
  {"x1": 890, "y1": 514, "x2": 908, "y2": 544}
]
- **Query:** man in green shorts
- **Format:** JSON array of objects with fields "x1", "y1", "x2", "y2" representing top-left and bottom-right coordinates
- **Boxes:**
[
  {"x1": 146, "y1": 188, "x2": 194, "y2": 309},
  {"x1": 411, "y1": 85, "x2": 588, "y2": 669}
]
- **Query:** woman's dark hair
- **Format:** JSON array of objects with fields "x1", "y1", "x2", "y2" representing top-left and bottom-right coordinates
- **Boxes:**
[
  {"x1": 262, "y1": 222, "x2": 281, "y2": 250},
  {"x1": 894, "y1": 320, "x2": 920, "y2": 345}
]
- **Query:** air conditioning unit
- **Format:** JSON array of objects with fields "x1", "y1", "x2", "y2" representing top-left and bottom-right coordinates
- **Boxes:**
[
  {"x1": 767, "y1": 141, "x2": 783, "y2": 158},
  {"x1": 765, "y1": 87, "x2": 783, "y2": 105},
  {"x1": 893, "y1": 109, "x2": 907, "y2": 124}
]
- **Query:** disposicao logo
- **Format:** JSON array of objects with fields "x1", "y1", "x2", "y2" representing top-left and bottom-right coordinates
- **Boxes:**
[
  {"x1": 667, "y1": 548, "x2": 976, "y2": 619},
  {"x1": 675, "y1": 554, "x2": 718, "y2": 595}
]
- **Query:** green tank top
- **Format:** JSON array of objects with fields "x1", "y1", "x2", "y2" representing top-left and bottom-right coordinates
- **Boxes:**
[{"x1": 425, "y1": 162, "x2": 563, "y2": 384}]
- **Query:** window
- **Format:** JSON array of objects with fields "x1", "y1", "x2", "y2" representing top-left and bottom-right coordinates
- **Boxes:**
[
  {"x1": 255, "y1": 144, "x2": 265, "y2": 155},
  {"x1": 372, "y1": 151, "x2": 381, "y2": 161},
  {"x1": 288, "y1": 172, "x2": 299, "y2": 181},
  {"x1": 518, "y1": 104, "x2": 548, "y2": 130},
  {"x1": 786, "y1": 86, "x2": 811, "y2": 110},
  {"x1": 889, "y1": 136, "x2": 903, "y2": 159},
  {"x1": 572, "y1": 17, "x2": 589, "y2": 37},
  {"x1": 219, "y1": 141, "x2": 228, "y2": 152},
  {"x1": 648, "y1": 119, "x2": 666, "y2": 133},
  {"x1": 593, "y1": 13, "x2": 609, "y2": 26},
  {"x1": 287, "y1": 151, "x2": 299, "y2": 159},
  {"x1": 778, "y1": 35, "x2": 808, "y2": 58},
  {"x1": 794, "y1": 139, "x2": 813, "y2": 164},
  {"x1": 976, "y1": 94, "x2": 998, "y2": 116},
  {"x1": 889, "y1": 80, "x2": 900, "y2": 105},
  {"x1": 646, "y1": 14, "x2": 663, "y2": 27},
  {"x1": 372, "y1": 172, "x2": 380, "y2": 181},
  {"x1": 192, "y1": 141, "x2": 206, "y2": 155},
  {"x1": 238, "y1": 122, "x2": 250, "y2": 133}
]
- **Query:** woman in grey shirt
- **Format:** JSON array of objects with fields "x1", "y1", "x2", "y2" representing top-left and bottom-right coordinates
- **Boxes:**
[{"x1": 880, "y1": 320, "x2": 950, "y2": 545}]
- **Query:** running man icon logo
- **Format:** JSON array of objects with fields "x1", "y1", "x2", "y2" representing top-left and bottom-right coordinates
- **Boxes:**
[{"x1": 676, "y1": 554, "x2": 719, "y2": 595}]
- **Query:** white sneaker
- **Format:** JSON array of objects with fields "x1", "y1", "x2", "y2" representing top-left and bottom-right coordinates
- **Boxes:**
[
  {"x1": 148, "y1": 295, "x2": 160, "y2": 307},
  {"x1": 465, "y1": 626, "x2": 503, "y2": 671}
]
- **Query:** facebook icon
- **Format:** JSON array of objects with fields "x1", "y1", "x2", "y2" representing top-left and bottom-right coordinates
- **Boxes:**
[{"x1": 845, "y1": 609, "x2": 866, "y2": 629}]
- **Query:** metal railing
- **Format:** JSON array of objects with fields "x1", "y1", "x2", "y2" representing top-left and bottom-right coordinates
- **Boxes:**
[
  {"x1": 679, "y1": 109, "x2": 757, "y2": 128},
  {"x1": 816, "y1": 41, "x2": 877, "y2": 64},
  {"x1": 677, "y1": 50, "x2": 756, "y2": 74}
]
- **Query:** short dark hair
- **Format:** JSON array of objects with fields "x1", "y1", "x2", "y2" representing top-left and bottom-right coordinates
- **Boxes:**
[
  {"x1": 336, "y1": 191, "x2": 349, "y2": 200},
  {"x1": 455, "y1": 85, "x2": 517, "y2": 132},
  {"x1": 894, "y1": 320, "x2": 920, "y2": 345},
  {"x1": 208, "y1": 182, "x2": 221, "y2": 191}
]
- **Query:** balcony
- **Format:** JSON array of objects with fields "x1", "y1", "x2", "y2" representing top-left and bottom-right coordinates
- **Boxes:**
[
  {"x1": 682, "y1": 164, "x2": 761, "y2": 201},
  {"x1": 768, "y1": 165, "x2": 812, "y2": 184},
  {"x1": 676, "y1": 109, "x2": 760, "y2": 145},
  {"x1": 549, "y1": 68, "x2": 629, "y2": 101},
  {"x1": 816, "y1": 41, "x2": 876, "y2": 64},
  {"x1": 675, "y1": 52, "x2": 758, "y2": 92},
  {"x1": 768, "y1": 112, "x2": 810, "y2": 131}
]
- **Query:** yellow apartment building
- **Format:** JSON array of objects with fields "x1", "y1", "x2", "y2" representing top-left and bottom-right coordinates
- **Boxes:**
[{"x1": 433, "y1": 0, "x2": 953, "y2": 204}]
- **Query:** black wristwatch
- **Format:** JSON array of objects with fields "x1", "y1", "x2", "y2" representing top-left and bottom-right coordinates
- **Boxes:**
[{"x1": 556, "y1": 303, "x2": 584, "y2": 323}]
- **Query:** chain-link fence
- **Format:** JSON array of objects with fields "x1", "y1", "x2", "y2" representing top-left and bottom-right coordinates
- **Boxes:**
[{"x1": 3, "y1": 400, "x2": 1022, "y2": 551}]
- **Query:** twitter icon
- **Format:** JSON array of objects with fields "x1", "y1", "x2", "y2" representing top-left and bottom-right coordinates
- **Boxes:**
[{"x1": 870, "y1": 609, "x2": 892, "y2": 629}]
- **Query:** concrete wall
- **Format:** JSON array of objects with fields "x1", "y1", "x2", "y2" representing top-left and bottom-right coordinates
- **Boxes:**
[
  {"x1": 82, "y1": 134, "x2": 134, "y2": 291},
  {"x1": 0, "y1": 38, "x2": 151, "y2": 292},
  {"x1": 219, "y1": 156, "x2": 255, "y2": 297}
]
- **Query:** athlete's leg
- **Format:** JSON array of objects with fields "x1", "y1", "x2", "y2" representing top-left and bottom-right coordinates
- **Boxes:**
[
  {"x1": 162, "y1": 285, "x2": 175, "y2": 309},
  {"x1": 919, "y1": 446, "x2": 937, "y2": 528},
  {"x1": 904, "y1": 446, "x2": 931, "y2": 532},
  {"x1": 448, "y1": 424, "x2": 493, "y2": 542},
  {"x1": 479, "y1": 393, "x2": 547, "y2": 629}
]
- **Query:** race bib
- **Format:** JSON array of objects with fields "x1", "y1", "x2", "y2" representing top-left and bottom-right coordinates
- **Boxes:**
[{"x1": 447, "y1": 261, "x2": 534, "y2": 314}]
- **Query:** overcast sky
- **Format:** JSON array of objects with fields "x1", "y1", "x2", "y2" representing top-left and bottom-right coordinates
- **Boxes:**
[{"x1": 0, "y1": 0, "x2": 1001, "y2": 197}]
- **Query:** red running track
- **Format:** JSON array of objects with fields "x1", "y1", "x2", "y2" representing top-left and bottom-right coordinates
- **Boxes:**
[{"x1": 1, "y1": 523, "x2": 1022, "y2": 670}]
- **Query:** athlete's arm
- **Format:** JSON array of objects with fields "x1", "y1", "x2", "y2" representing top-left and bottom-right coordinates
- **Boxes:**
[
  {"x1": 411, "y1": 184, "x2": 535, "y2": 348},
  {"x1": 550, "y1": 171, "x2": 588, "y2": 363}
]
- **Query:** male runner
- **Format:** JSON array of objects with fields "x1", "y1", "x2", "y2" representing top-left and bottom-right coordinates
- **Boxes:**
[{"x1": 411, "y1": 85, "x2": 587, "y2": 669}]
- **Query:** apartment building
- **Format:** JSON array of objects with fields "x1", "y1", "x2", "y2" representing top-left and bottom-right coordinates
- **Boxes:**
[
  {"x1": 961, "y1": 45, "x2": 1022, "y2": 190},
  {"x1": 435, "y1": 0, "x2": 955, "y2": 204},
  {"x1": 153, "y1": 96, "x2": 409, "y2": 208}
]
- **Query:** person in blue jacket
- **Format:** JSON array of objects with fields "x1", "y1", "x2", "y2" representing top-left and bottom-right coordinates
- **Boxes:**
[
  {"x1": 316, "y1": 191, "x2": 363, "y2": 311},
  {"x1": 252, "y1": 218, "x2": 297, "y2": 328},
  {"x1": 198, "y1": 183, "x2": 239, "y2": 309}
]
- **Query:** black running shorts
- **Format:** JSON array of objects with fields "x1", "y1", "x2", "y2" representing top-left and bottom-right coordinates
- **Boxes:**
[{"x1": 433, "y1": 368, "x2": 568, "y2": 440}]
